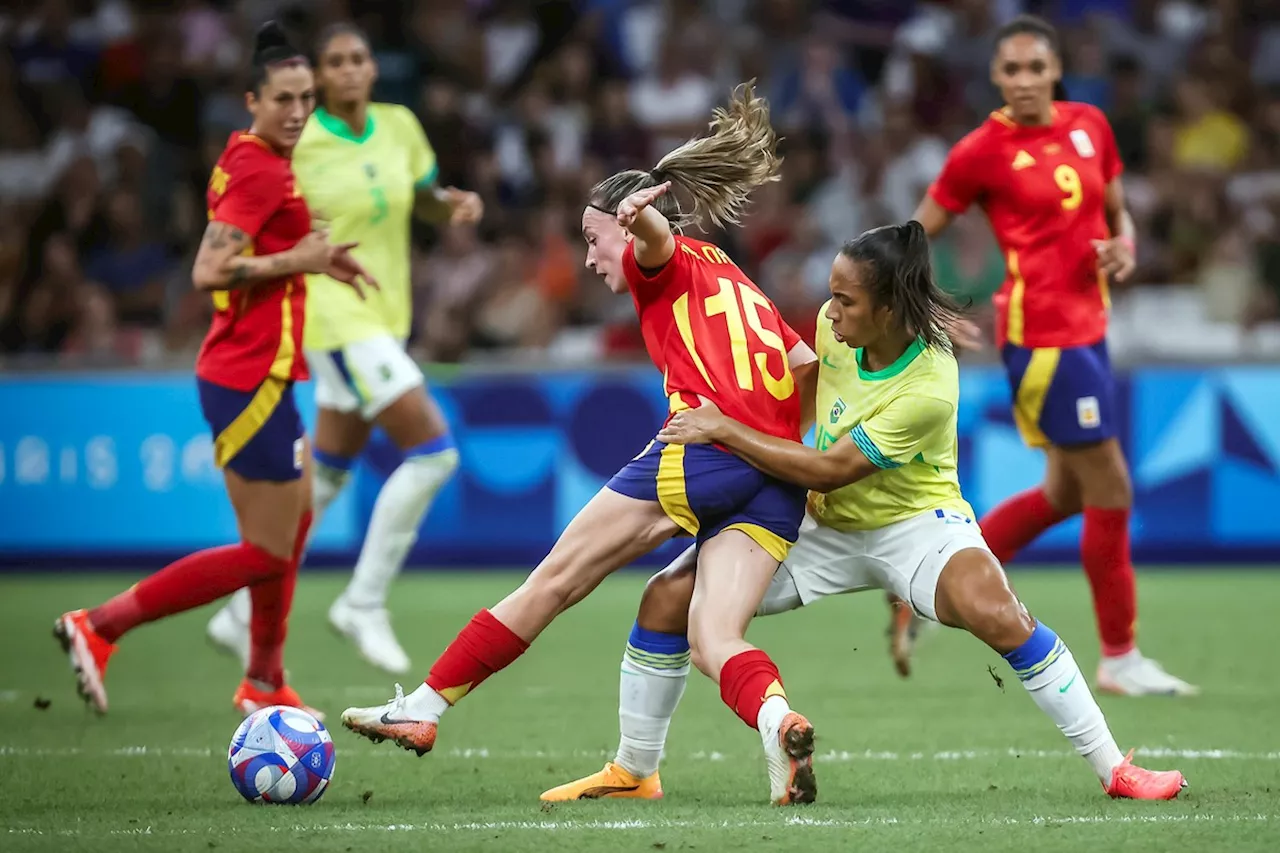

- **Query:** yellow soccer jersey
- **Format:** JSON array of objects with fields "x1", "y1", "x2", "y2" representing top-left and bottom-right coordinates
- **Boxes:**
[
  {"x1": 292, "y1": 103, "x2": 438, "y2": 351},
  {"x1": 808, "y1": 306, "x2": 975, "y2": 531}
]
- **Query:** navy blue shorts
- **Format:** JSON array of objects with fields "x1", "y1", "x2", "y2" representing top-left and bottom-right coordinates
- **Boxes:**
[
  {"x1": 1001, "y1": 340, "x2": 1116, "y2": 448},
  {"x1": 607, "y1": 440, "x2": 806, "y2": 561},
  {"x1": 197, "y1": 377, "x2": 305, "y2": 482}
]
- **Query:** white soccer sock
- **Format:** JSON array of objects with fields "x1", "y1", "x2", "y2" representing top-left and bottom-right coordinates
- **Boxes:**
[
  {"x1": 343, "y1": 447, "x2": 458, "y2": 609},
  {"x1": 1007, "y1": 624, "x2": 1125, "y2": 783},
  {"x1": 756, "y1": 695, "x2": 792, "y2": 742},
  {"x1": 312, "y1": 461, "x2": 351, "y2": 523},
  {"x1": 615, "y1": 653, "x2": 689, "y2": 778},
  {"x1": 404, "y1": 681, "x2": 450, "y2": 721}
]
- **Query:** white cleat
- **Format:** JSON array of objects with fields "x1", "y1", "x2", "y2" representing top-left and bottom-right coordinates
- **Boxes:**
[
  {"x1": 329, "y1": 597, "x2": 412, "y2": 675},
  {"x1": 207, "y1": 603, "x2": 251, "y2": 670},
  {"x1": 341, "y1": 683, "x2": 440, "y2": 756},
  {"x1": 1097, "y1": 650, "x2": 1199, "y2": 697},
  {"x1": 762, "y1": 711, "x2": 817, "y2": 805}
]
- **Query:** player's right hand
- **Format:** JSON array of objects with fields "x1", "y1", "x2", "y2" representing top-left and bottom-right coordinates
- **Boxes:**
[
  {"x1": 292, "y1": 229, "x2": 344, "y2": 274},
  {"x1": 616, "y1": 181, "x2": 672, "y2": 229}
]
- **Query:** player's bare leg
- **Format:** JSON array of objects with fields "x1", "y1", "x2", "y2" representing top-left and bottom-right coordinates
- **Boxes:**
[
  {"x1": 341, "y1": 489, "x2": 681, "y2": 755},
  {"x1": 541, "y1": 549, "x2": 696, "y2": 802},
  {"x1": 691, "y1": 531, "x2": 816, "y2": 806},
  {"x1": 208, "y1": 409, "x2": 368, "y2": 668},
  {"x1": 1060, "y1": 440, "x2": 1197, "y2": 697},
  {"x1": 224, "y1": 451, "x2": 323, "y2": 718},
  {"x1": 934, "y1": 548, "x2": 1186, "y2": 799}
]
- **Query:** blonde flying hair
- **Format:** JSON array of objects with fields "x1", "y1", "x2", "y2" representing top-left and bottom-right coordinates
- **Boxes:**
[{"x1": 587, "y1": 80, "x2": 782, "y2": 232}]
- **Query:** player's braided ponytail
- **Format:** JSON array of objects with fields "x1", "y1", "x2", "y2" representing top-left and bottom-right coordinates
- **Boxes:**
[
  {"x1": 587, "y1": 81, "x2": 782, "y2": 232},
  {"x1": 839, "y1": 221, "x2": 968, "y2": 351}
]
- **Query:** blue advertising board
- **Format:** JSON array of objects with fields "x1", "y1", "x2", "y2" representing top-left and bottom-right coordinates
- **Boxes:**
[{"x1": 1, "y1": 365, "x2": 1278, "y2": 568}]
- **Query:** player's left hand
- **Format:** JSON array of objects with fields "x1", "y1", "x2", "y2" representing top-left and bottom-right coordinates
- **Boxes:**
[
  {"x1": 657, "y1": 398, "x2": 723, "y2": 446},
  {"x1": 944, "y1": 315, "x2": 984, "y2": 353},
  {"x1": 1092, "y1": 236, "x2": 1135, "y2": 282},
  {"x1": 616, "y1": 182, "x2": 672, "y2": 229},
  {"x1": 445, "y1": 188, "x2": 484, "y2": 225},
  {"x1": 328, "y1": 246, "x2": 380, "y2": 298}
]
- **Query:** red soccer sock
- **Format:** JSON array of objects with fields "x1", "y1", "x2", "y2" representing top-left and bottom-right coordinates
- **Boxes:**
[
  {"x1": 979, "y1": 487, "x2": 1068, "y2": 564},
  {"x1": 1081, "y1": 506, "x2": 1137, "y2": 657},
  {"x1": 88, "y1": 543, "x2": 289, "y2": 644},
  {"x1": 425, "y1": 610, "x2": 530, "y2": 704},
  {"x1": 247, "y1": 511, "x2": 313, "y2": 687},
  {"x1": 719, "y1": 649, "x2": 786, "y2": 730}
]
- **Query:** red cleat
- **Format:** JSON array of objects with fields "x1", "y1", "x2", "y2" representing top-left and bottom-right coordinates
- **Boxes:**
[
  {"x1": 1105, "y1": 749, "x2": 1187, "y2": 800},
  {"x1": 54, "y1": 610, "x2": 117, "y2": 715},
  {"x1": 233, "y1": 679, "x2": 325, "y2": 722}
]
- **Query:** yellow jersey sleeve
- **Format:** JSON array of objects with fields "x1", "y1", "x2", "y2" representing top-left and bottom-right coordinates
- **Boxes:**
[
  {"x1": 851, "y1": 395, "x2": 954, "y2": 469},
  {"x1": 393, "y1": 106, "x2": 438, "y2": 189}
]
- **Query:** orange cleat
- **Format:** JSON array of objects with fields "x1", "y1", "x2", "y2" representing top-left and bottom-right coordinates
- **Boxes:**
[
  {"x1": 767, "y1": 712, "x2": 817, "y2": 805},
  {"x1": 54, "y1": 610, "x2": 117, "y2": 715},
  {"x1": 341, "y1": 684, "x2": 438, "y2": 756},
  {"x1": 887, "y1": 594, "x2": 917, "y2": 678},
  {"x1": 1105, "y1": 749, "x2": 1187, "y2": 800},
  {"x1": 540, "y1": 762, "x2": 664, "y2": 802},
  {"x1": 233, "y1": 679, "x2": 325, "y2": 722}
]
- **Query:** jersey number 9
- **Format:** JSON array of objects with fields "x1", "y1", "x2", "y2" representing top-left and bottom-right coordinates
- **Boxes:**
[
  {"x1": 1054, "y1": 165, "x2": 1083, "y2": 211},
  {"x1": 673, "y1": 277, "x2": 794, "y2": 401}
]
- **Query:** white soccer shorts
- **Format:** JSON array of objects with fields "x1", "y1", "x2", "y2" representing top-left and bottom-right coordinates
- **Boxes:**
[
  {"x1": 307, "y1": 334, "x2": 424, "y2": 421},
  {"x1": 757, "y1": 508, "x2": 993, "y2": 622}
]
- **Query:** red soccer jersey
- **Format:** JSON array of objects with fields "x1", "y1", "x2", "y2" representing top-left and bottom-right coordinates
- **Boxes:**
[
  {"x1": 928, "y1": 101, "x2": 1123, "y2": 349},
  {"x1": 195, "y1": 132, "x2": 310, "y2": 391},
  {"x1": 622, "y1": 235, "x2": 803, "y2": 442}
]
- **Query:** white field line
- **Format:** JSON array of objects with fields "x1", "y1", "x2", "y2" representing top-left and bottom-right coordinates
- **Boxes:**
[
  {"x1": 1, "y1": 744, "x2": 1279, "y2": 761},
  {"x1": 5, "y1": 814, "x2": 1275, "y2": 837}
]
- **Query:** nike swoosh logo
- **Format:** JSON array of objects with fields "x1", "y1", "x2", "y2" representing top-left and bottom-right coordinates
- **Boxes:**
[
  {"x1": 579, "y1": 784, "x2": 641, "y2": 798},
  {"x1": 379, "y1": 712, "x2": 419, "y2": 726},
  {"x1": 1059, "y1": 672, "x2": 1078, "y2": 693},
  {"x1": 822, "y1": 356, "x2": 839, "y2": 369}
]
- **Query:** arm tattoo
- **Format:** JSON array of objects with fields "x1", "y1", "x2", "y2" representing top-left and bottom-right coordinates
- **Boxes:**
[
  {"x1": 229, "y1": 264, "x2": 248, "y2": 286},
  {"x1": 203, "y1": 223, "x2": 229, "y2": 250}
]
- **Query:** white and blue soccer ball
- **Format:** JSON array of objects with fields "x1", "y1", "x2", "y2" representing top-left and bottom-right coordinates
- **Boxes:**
[{"x1": 228, "y1": 706, "x2": 335, "y2": 804}]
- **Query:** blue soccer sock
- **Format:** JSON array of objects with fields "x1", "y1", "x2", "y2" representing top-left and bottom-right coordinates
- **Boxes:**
[
  {"x1": 615, "y1": 623, "x2": 690, "y2": 778},
  {"x1": 1003, "y1": 621, "x2": 1124, "y2": 782}
]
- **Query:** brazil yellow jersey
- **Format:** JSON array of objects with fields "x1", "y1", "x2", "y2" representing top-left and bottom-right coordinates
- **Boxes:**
[
  {"x1": 808, "y1": 305, "x2": 975, "y2": 531},
  {"x1": 292, "y1": 103, "x2": 438, "y2": 351}
]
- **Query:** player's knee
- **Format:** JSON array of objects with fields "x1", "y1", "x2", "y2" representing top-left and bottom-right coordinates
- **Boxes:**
[
  {"x1": 965, "y1": 591, "x2": 1034, "y2": 652},
  {"x1": 1070, "y1": 442, "x2": 1132, "y2": 508},
  {"x1": 637, "y1": 566, "x2": 695, "y2": 635}
]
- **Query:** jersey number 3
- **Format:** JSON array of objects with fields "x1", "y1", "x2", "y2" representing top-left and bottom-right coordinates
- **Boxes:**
[{"x1": 672, "y1": 277, "x2": 794, "y2": 401}]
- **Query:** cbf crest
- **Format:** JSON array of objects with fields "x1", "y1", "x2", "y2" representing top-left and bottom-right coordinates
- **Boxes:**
[{"x1": 830, "y1": 397, "x2": 847, "y2": 424}]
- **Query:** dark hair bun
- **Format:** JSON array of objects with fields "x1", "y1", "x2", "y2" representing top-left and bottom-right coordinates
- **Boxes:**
[{"x1": 253, "y1": 21, "x2": 296, "y2": 63}]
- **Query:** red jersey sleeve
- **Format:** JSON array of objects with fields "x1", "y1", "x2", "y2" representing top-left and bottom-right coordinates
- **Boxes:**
[
  {"x1": 1091, "y1": 106, "x2": 1124, "y2": 183},
  {"x1": 621, "y1": 238, "x2": 691, "y2": 299},
  {"x1": 928, "y1": 133, "x2": 986, "y2": 215},
  {"x1": 212, "y1": 145, "x2": 287, "y2": 238}
]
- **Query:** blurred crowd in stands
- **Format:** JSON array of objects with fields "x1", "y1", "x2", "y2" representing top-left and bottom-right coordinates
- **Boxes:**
[{"x1": 2, "y1": 0, "x2": 1279, "y2": 367}]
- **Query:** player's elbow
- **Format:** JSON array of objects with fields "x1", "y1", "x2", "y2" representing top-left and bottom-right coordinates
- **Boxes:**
[
  {"x1": 808, "y1": 467, "x2": 849, "y2": 494},
  {"x1": 191, "y1": 260, "x2": 217, "y2": 291},
  {"x1": 191, "y1": 258, "x2": 225, "y2": 291}
]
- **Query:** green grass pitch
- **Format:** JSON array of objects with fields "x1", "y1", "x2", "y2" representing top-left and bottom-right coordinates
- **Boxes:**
[{"x1": 2, "y1": 569, "x2": 1279, "y2": 852}]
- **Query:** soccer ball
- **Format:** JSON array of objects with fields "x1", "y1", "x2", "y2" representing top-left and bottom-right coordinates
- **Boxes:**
[{"x1": 227, "y1": 706, "x2": 335, "y2": 804}]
